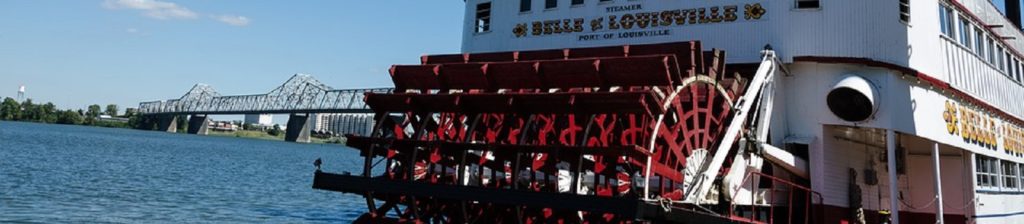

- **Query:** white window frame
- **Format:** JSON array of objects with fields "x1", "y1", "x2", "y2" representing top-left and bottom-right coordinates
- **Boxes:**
[
  {"x1": 977, "y1": 155, "x2": 1000, "y2": 191},
  {"x1": 1019, "y1": 163, "x2": 1024, "y2": 191},
  {"x1": 1003, "y1": 161, "x2": 1019, "y2": 190},
  {"x1": 975, "y1": 28, "x2": 986, "y2": 55},
  {"x1": 959, "y1": 16, "x2": 972, "y2": 48},
  {"x1": 939, "y1": 4, "x2": 954, "y2": 37},
  {"x1": 988, "y1": 37, "x2": 997, "y2": 64}
]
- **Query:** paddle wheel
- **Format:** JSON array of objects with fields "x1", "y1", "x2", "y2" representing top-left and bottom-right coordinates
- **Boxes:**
[{"x1": 313, "y1": 41, "x2": 816, "y2": 223}]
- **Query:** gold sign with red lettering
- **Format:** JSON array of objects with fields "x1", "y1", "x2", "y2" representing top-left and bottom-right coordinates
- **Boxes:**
[{"x1": 511, "y1": 3, "x2": 767, "y2": 40}]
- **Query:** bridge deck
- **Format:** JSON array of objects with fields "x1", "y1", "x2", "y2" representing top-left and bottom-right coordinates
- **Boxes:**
[{"x1": 138, "y1": 74, "x2": 392, "y2": 115}]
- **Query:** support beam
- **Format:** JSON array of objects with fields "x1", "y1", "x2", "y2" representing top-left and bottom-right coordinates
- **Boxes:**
[
  {"x1": 286, "y1": 113, "x2": 312, "y2": 143},
  {"x1": 156, "y1": 115, "x2": 178, "y2": 133},
  {"x1": 886, "y1": 130, "x2": 900, "y2": 224},
  {"x1": 932, "y1": 143, "x2": 945, "y2": 224},
  {"x1": 187, "y1": 114, "x2": 209, "y2": 135}
]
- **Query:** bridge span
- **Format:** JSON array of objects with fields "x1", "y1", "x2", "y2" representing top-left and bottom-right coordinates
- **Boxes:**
[{"x1": 138, "y1": 74, "x2": 392, "y2": 142}]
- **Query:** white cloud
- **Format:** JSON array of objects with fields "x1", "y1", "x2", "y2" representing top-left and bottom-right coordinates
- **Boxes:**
[
  {"x1": 103, "y1": 0, "x2": 198, "y2": 20},
  {"x1": 213, "y1": 15, "x2": 250, "y2": 26},
  {"x1": 126, "y1": 28, "x2": 138, "y2": 33}
]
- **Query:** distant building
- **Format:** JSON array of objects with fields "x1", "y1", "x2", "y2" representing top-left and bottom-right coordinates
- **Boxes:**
[
  {"x1": 96, "y1": 115, "x2": 129, "y2": 123},
  {"x1": 244, "y1": 114, "x2": 273, "y2": 126},
  {"x1": 311, "y1": 113, "x2": 373, "y2": 136}
]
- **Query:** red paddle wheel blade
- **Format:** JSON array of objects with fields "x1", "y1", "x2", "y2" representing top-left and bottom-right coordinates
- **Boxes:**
[{"x1": 314, "y1": 41, "x2": 752, "y2": 223}]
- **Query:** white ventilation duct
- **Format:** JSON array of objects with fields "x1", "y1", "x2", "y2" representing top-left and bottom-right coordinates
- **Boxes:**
[{"x1": 826, "y1": 75, "x2": 879, "y2": 122}]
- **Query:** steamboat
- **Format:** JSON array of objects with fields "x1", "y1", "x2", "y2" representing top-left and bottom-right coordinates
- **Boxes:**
[{"x1": 312, "y1": 0, "x2": 1024, "y2": 223}]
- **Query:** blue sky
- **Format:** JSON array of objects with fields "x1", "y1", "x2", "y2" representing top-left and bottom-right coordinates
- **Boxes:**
[{"x1": 0, "y1": 1, "x2": 465, "y2": 114}]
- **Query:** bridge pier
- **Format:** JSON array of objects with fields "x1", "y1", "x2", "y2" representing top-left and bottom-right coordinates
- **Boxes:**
[
  {"x1": 187, "y1": 114, "x2": 209, "y2": 135},
  {"x1": 156, "y1": 115, "x2": 179, "y2": 133},
  {"x1": 285, "y1": 113, "x2": 312, "y2": 143}
]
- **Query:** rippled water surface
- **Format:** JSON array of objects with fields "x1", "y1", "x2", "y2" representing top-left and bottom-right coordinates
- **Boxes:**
[{"x1": 0, "y1": 121, "x2": 366, "y2": 223}]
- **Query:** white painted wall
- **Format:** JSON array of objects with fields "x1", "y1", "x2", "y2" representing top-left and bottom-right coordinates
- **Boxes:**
[{"x1": 462, "y1": 0, "x2": 909, "y2": 64}]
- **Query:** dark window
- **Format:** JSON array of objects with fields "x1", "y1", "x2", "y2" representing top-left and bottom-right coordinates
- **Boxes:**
[
  {"x1": 572, "y1": 0, "x2": 584, "y2": 6},
  {"x1": 600, "y1": 0, "x2": 611, "y2": 2},
  {"x1": 795, "y1": 0, "x2": 819, "y2": 9},
  {"x1": 476, "y1": 2, "x2": 491, "y2": 33},
  {"x1": 900, "y1": 0, "x2": 911, "y2": 23},
  {"x1": 520, "y1": 0, "x2": 531, "y2": 12},
  {"x1": 546, "y1": 0, "x2": 557, "y2": 9}
]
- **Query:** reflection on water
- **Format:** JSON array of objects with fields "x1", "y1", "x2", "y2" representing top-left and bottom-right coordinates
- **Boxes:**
[{"x1": 0, "y1": 121, "x2": 364, "y2": 223}]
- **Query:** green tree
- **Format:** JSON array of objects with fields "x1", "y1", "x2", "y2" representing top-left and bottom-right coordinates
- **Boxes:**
[
  {"x1": 268, "y1": 124, "x2": 283, "y2": 136},
  {"x1": 243, "y1": 122, "x2": 256, "y2": 131},
  {"x1": 0, "y1": 97, "x2": 19, "y2": 120},
  {"x1": 40, "y1": 103, "x2": 58, "y2": 123},
  {"x1": 56, "y1": 110, "x2": 83, "y2": 125},
  {"x1": 128, "y1": 113, "x2": 143, "y2": 129},
  {"x1": 105, "y1": 104, "x2": 119, "y2": 117},
  {"x1": 85, "y1": 104, "x2": 101, "y2": 124},
  {"x1": 20, "y1": 99, "x2": 37, "y2": 121},
  {"x1": 175, "y1": 115, "x2": 188, "y2": 133},
  {"x1": 124, "y1": 108, "x2": 137, "y2": 117}
]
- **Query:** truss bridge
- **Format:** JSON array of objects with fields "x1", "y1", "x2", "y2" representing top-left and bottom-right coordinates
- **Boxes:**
[{"x1": 138, "y1": 74, "x2": 392, "y2": 142}]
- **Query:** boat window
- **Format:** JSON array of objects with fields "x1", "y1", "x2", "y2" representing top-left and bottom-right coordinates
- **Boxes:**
[
  {"x1": 938, "y1": 4, "x2": 953, "y2": 37},
  {"x1": 1019, "y1": 62, "x2": 1024, "y2": 82},
  {"x1": 976, "y1": 28, "x2": 986, "y2": 55},
  {"x1": 976, "y1": 155, "x2": 999, "y2": 188},
  {"x1": 1006, "y1": 52, "x2": 1014, "y2": 76},
  {"x1": 1020, "y1": 164, "x2": 1024, "y2": 188},
  {"x1": 1014, "y1": 58, "x2": 1020, "y2": 80},
  {"x1": 1003, "y1": 161, "x2": 1019, "y2": 189},
  {"x1": 520, "y1": 0, "x2": 531, "y2": 12},
  {"x1": 999, "y1": 47, "x2": 1006, "y2": 72},
  {"x1": 900, "y1": 0, "x2": 911, "y2": 23},
  {"x1": 988, "y1": 37, "x2": 996, "y2": 64},
  {"x1": 795, "y1": 0, "x2": 819, "y2": 9},
  {"x1": 476, "y1": 2, "x2": 492, "y2": 33},
  {"x1": 959, "y1": 17, "x2": 972, "y2": 48},
  {"x1": 546, "y1": 0, "x2": 557, "y2": 9},
  {"x1": 572, "y1": 0, "x2": 584, "y2": 6}
]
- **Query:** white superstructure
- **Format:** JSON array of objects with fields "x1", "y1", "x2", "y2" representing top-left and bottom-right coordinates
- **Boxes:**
[{"x1": 459, "y1": 0, "x2": 1024, "y2": 223}]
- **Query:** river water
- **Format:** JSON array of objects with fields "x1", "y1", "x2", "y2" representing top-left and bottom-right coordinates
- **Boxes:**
[{"x1": 0, "y1": 121, "x2": 366, "y2": 223}]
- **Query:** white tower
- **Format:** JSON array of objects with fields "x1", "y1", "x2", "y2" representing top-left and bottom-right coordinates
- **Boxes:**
[{"x1": 17, "y1": 85, "x2": 25, "y2": 100}]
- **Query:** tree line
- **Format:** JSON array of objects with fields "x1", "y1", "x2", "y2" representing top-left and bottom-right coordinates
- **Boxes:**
[{"x1": 0, "y1": 97, "x2": 140, "y2": 128}]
